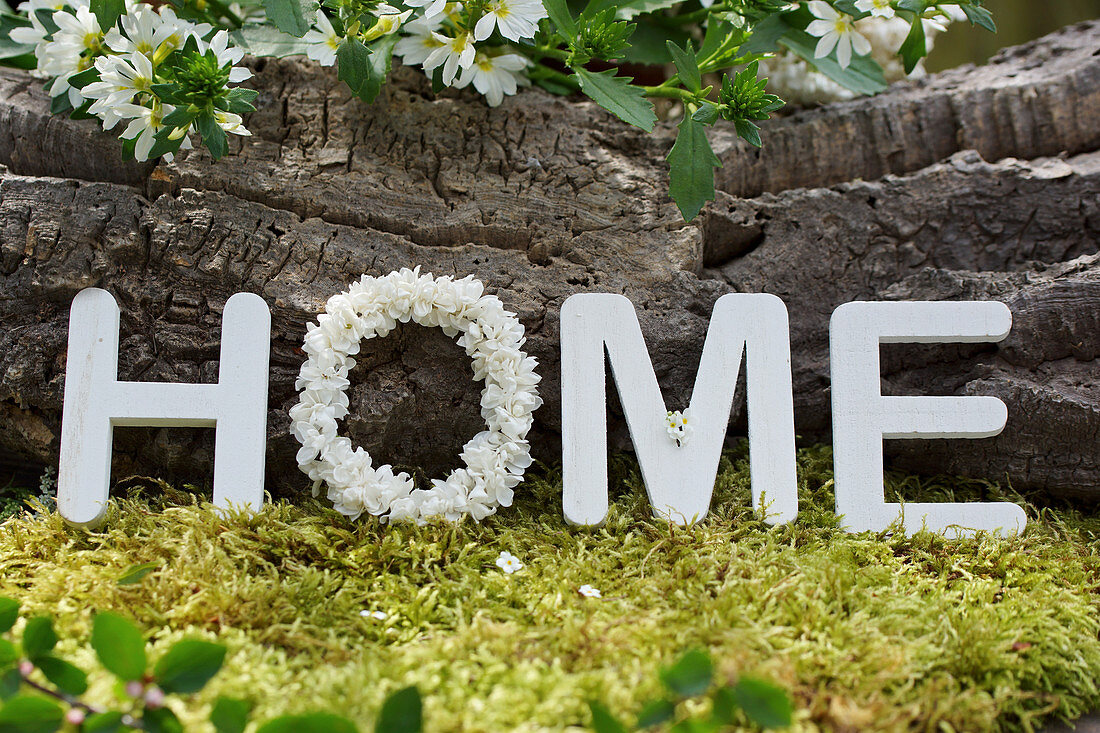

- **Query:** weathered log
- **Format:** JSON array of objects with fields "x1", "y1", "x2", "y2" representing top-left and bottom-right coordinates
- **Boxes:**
[{"x1": 0, "y1": 22, "x2": 1095, "y2": 497}]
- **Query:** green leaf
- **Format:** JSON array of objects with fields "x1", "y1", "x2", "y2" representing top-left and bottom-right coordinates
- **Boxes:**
[
  {"x1": 211, "y1": 697, "x2": 251, "y2": 733},
  {"x1": 586, "y1": 701, "x2": 626, "y2": 733},
  {"x1": 34, "y1": 656, "x2": 87, "y2": 696},
  {"x1": 89, "y1": 0, "x2": 125, "y2": 31},
  {"x1": 896, "y1": 0, "x2": 926, "y2": 11},
  {"x1": 620, "y1": 22, "x2": 688, "y2": 66},
  {"x1": 0, "y1": 695, "x2": 63, "y2": 733},
  {"x1": 117, "y1": 562, "x2": 159, "y2": 586},
  {"x1": 48, "y1": 92, "x2": 72, "y2": 117},
  {"x1": 374, "y1": 686, "x2": 421, "y2": 733},
  {"x1": 0, "y1": 599, "x2": 19, "y2": 634},
  {"x1": 337, "y1": 34, "x2": 397, "y2": 104},
  {"x1": 91, "y1": 613, "x2": 146, "y2": 681},
  {"x1": 263, "y1": 0, "x2": 314, "y2": 37},
  {"x1": 153, "y1": 639, "x2": 226, "y2": 694},
  {"x1": 667, "y1": 116, "x2": 720, "y2": 222},
  {"x1": 66, "y1": 67, "x2": 99, "y2": 90},
  {"x1": 20, "y1": 618, "x2": 56, "y2": 660},
  {"x1": 0, "y1": 15, "x2": 34, "y2": 60},
  {"x1": 733, "y1": 118, "x2": 761, "y2": 148},
  {"x1": 635, "y1": 698, "x2": 676, "y2": 728},
  {"x1": 0, "y1": 669, "x2": 20, "y2": 700},
  {"x1": 710, "y1": 686, "x2": 736, "y2": 724},
  {"x1": 659, "y1": 649, "x2": 714, "y2": 698},
  {"x1": 691, "y1": 101, "x2": 718, "y2": 126},
  {"x1": 962, "y1": 3, "x2": 995, "y2": 32},
  {"x1": 730, "y1": 677, "x2": 793, "y2": 729},
  {"x1": 778, "y1": 29, "x2": 887, "y2": 95},
  {"x1": 0, "y1": 640, "x2": 16, "y2": 667},
  {"x1": 197, "y1": 111, "x2": 229, "y2": 160},
  {"x1": 231, "y1": 24, "x2": 313, "y2": 57},
  {"x1": 219, "y1": 87, "x2": 259, "y2": 115},
  {"x1": 574, "y1": 68, "x2": 655, "y2": 131},
  {"x1": 83, "y1": 712, "x2": 124, "y2": 733},
  {"x1": 542, "y1": 0, "x2": 576, "y2": 40},
  {"x1": 144, "y1": 707, "x2": 183, "y2": 733},
  {"x1": 897, "y1": 14, "x2": 925, "y2": 74},
  {"x1": 150, "y1": 83, "x2": 186, "y2": 105},
  {"x1": 666, "y1": 40, "x2": 701, "y2": 93},
  {"x1": 257, "y1": 713, "x2": 359, "y2": 733}
]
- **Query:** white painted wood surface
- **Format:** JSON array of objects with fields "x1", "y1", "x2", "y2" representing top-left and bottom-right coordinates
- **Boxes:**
[
  {"x1": 830, "y1": 301, "x2": 1026, "y2": 537},
  {"x1": 560, "y1": 293, "x2": 798, "y2": 527},
  {"x1": 58, "y1": 288, "x2": 271, "y2": 527}
]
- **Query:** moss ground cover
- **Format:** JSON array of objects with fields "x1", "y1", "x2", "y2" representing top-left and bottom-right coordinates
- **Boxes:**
[{"x1": 0, "y1": 445, "x2": 1097, "y2": 731}]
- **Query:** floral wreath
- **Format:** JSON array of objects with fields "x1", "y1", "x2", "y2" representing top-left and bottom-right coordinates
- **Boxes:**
[{"x1": 290, "y1": 268, "x2": 542, "y2": 524}]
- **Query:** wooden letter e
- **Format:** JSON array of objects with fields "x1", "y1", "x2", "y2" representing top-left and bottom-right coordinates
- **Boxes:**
[
  {"x1": 560, "y1": 293, "x2": 798, "y2": 526},
  {"x1": 58, "y1": 288, "x2": 271, "y2": 527}
]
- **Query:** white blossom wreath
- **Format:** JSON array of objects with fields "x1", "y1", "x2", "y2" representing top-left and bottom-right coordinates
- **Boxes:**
[{"x1": 290, "y1": 268, "x2": 542, "y2": 524}]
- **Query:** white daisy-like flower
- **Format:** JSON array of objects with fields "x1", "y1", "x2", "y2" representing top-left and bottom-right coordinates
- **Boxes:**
[
  {"x1": 578, "y1": 584, "x2": 601, "y2": 598},
  {"x1": 360, "y1": 609, "x2": 387, "y2": 620},
  {"x1": 104, "y1": 4, "x2": 180, "y2": 58},
  {"x1": 395, "y1": 20, "x2": 447, "y2": 67},
  {"x1": 116, "y1": 100, "x2": 192, "y2": 161},
  {"x1": 215, "y1": 110, "x2": 252, "y2": 136},
  {"x1": 496, "y1": 551, "x2": 523, "y2": 574},
  {"x1": 50, "y1": 4, "x2": 102, "y2": 55},
  {"x1": 205, "y1": 29, "x2": 251, "y2": 82},
  {"x1": 302, "y1": 10, "x2": 341, "y2": 66},
  {"x1": 472, "y1": 0, "x2": 546, "y2": 42},
  {"x1": 665, "y1": 408, "x2": 693, "y2": 447},
  {"x1": 805, "y1": 0, "x2": 871, "y2": 69},
  {"x1": 421, "y1": 31, "x2": 474, "y2": 85},
  {"x1": 82, "y1": 51, "x2": 155, "y2": 128},
  {"x1": 454, "y1": 51, "x2": 528, "y2": 107},
  {"x1": 854, "y1": 0, "x2": 894, "y2": 19}
]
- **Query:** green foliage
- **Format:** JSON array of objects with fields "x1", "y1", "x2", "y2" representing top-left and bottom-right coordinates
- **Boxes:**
[
  {"x1": 91, "y1": 612, "x2": 146, "y2": 681},
  {"x1": 574, "y1": 68, "x2": 655, "y2": 132},
  {"x1": 0, "y1": 595, "x2": 416, "y2": 732},
  {"x1": 264, "y1": 0, "x2": 315, "y2": 37},
  {"x1": 116, "y1": 562, "x2": 158, "y2": 586},
  {"x1": 667, "y1": 114, "x2": 721, "y2": 221},
  {"x1": 337, "y1": 34, "x2": 398, "y2": 104}
]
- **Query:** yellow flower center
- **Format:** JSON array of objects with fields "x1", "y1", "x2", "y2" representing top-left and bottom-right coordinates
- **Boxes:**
[{"x1": 834, "y1": 18, "x2": 848, "y2": 33}]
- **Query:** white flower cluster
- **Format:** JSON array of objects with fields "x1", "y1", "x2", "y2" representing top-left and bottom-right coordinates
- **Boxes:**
[
  {"x1": 12, "y1": 0, "x2": 253, "y2": 160},
  {"x1": 766, "y1": 2, "x2": 965, "y2": 105},
  {"x1": 665, "y1": 409, "x2": 693, "y2": 448},
  {"x1": 301, "y1": 0, "x2": 542, "y2": 107},
  {"x1": 291, "y1": 268, "x2": 543, "y2": 525}
]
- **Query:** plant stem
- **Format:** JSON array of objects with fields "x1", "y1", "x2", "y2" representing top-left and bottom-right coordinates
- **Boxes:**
[
  {"x1": 20, "y1": 673, "x2": 145, "y2": 730},
  {"x1": 641, "y1": 84, "x2": 695, "y2": 102}
]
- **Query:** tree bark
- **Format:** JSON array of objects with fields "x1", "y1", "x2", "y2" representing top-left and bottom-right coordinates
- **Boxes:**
[{"x1": 0, "y1": 21, "x2": 1095, "y2": 497}]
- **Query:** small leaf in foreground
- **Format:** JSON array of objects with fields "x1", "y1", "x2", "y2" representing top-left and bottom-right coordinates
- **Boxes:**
[
  {"x1": 374, "y1": 686, "x2": 421, "y2": 733},
  {"x1": 34, "y1": 656, "x2": 87, "y2": 696},
  {"x1": 153, "y1": 639, "x2": 226, "y2": 694},
  {"x1": 144, "y1": 706, "x2": 184, "y2": 733},
  {"x1": 731, "y1": 677, "x2": 793, "y2": 728},
  {"x1": 586, "y1": 701, "x2": 626, "y2": 733},
  {"x1": 635, "y1": 698, "x2": 676, "y2": 728},
  {"x1": 0, "y1": 598, "x2": 19, "y2": 633},
  {"x1": 20, "y1": 618, "x2": 57, "y2": 660},
  {"x1": 211, "y1": 696, "x2": 251, "y2": 733},
  {"x1": 91, "y1": 613, "x2": 146, "y2": 681},
  {"x1": 659, "y1": 649, "x2": 713, "y2": 698},
  {"x1": 0, "y1": 694, "x2": 64, "y2": 733},
  {"x1": 83, "y1": 711, "x2": 125, "y2": 733}
]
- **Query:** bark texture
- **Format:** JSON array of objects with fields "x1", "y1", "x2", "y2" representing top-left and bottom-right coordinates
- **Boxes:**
[{"x1": 0, "y1": 21, "x2": 1095, "y2": 497}]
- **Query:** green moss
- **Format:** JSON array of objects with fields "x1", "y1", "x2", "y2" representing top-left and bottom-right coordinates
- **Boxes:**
[{"x1": 0, "y1": 445, "x2": 1097, "y2": 732}]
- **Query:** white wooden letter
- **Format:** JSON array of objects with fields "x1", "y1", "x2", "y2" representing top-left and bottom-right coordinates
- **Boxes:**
[
  {"x1": 59, "y1": 288, "x2": 271, "y2": 527},
  {"x1": 830, "y1": 301, "x2": 1026, "y2": 537},
  {"x1": 561, "y1": 293, "x2": 797, "y2": 526}
]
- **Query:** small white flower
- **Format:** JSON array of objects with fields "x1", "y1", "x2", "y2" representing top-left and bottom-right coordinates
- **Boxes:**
[
  {"x1": 665, "y1": 409, "x2": 693, "y2": 447},
  {"x1": 473, "y1": 0, "x2": 546, "y2": 42},
  {"x1": 360, "y1": 609, "x2": 387, "y2": 620},
  {"x1": 578, "y1": 584, "x2": 601, "y2": 598},
  {"x1": 82, "y1": 52, "x2": 155, "y2": 128},
  {"x1": 805, "y1": 0, "x2": 871, "y2": 69},
  {"x1": 455, "y1": 51, "x2": 528, "y2": 107},
  {"x1": 395, "y1": 22, "x2": 447, "y2": 67},
  {"x1": 362, "y1": 3, "x2": 413, "y2": 42},
  {"x1": 496, "y1": 550, "x2": 523, "y2": 574},
  {"x1": 116, "y1": 100, "x2": 193, "y2": 161},
  {"x1": 854, "y1": 0, "x2": 894, "y2": 19},
  {"x1": 421, "y1": 32, "x2": 474, "y2": 86},
  {"x1": 205, "y1": 29, "x2": 252, "y2": 83},
  {"x1": 215, "y1": 110, "x2": 252, "y2": 136},
  {"x1": 303, "y1": 10, "x2": 342, "y2": 66}
]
